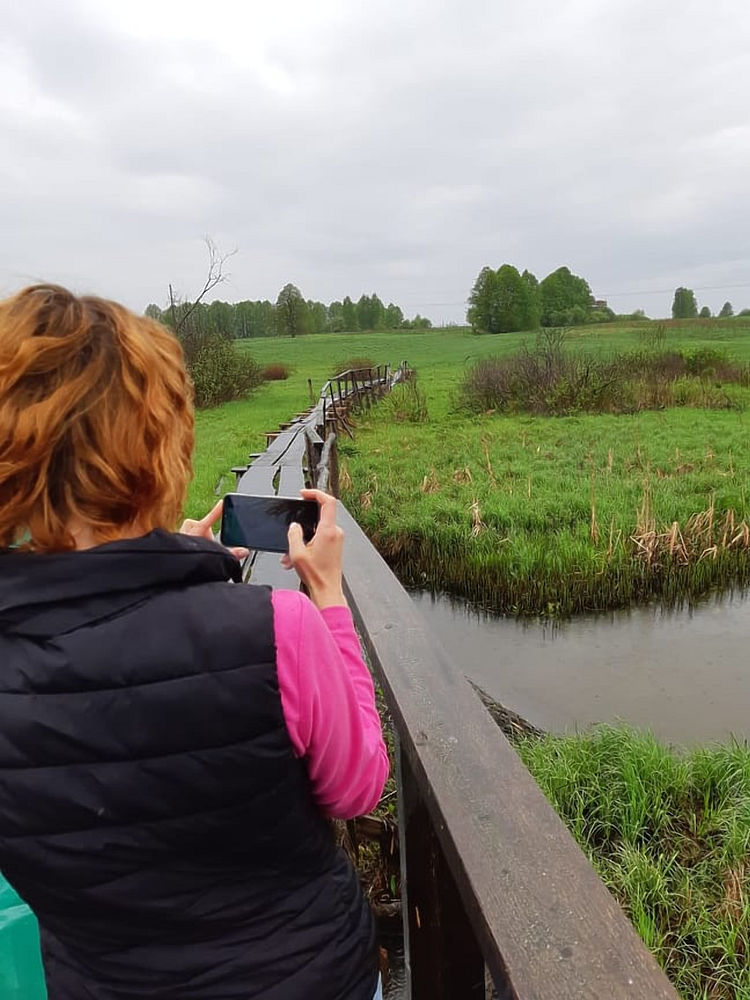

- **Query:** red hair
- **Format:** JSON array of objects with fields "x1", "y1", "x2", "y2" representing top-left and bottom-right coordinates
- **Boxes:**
[{"x1": 0, "y1": 285, "x2": 194, "y2": 551}]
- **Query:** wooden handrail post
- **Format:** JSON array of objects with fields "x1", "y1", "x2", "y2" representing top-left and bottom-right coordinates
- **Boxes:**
[
  {"x1": 315, "y1": 433, "x2": 337, "y2": 493},
  {"x1": 329, "y1": 434, "x2": 339, "y2": 497},
  {"x1": 399, "y1": 746, "x2": 486, "y2": 999},
  {"x1": 329, "y1": 382, "x2": 338, "y2": 429}
]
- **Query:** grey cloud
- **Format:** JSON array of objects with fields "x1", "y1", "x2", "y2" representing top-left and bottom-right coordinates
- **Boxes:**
[{"x1": 2, "y1": 0, "x2": 750, "y2": 318}]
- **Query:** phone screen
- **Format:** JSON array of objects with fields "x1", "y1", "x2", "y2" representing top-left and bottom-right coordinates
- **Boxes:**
[{"x1": 220, "y1": 494, "x2": 319, "y2": 553}]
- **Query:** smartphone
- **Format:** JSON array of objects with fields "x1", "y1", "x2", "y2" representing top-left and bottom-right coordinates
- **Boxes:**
[{"x1": 220, "y1": 494, "x2": 319, "y2": 553}]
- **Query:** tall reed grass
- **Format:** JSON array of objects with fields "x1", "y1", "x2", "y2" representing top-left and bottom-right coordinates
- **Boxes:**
[{"x1": 518, "y1": 727, "x2": 750, "y2": 999}]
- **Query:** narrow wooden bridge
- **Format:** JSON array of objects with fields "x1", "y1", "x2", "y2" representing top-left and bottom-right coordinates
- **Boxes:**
[{"x1": 233, "y1": 366, "x2": 679, "y2": 1000}]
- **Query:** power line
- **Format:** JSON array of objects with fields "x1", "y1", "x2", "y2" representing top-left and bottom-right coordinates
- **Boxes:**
[
  {"x1": 402, "y1": 280, "x2": 750, "y2": 308},
  {"x1": 601, "y1": 281, "x2": 750, "y2": 298}
]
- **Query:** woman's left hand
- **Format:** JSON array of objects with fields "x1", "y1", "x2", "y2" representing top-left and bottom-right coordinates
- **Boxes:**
[{"x1": 180, "y1": 500, "x2": 249, "y2": 561}]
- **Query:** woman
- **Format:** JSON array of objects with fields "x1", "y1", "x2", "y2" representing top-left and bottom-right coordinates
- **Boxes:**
[{"x1": 0, "y1": 285, "x2": 388, "y2": 999}]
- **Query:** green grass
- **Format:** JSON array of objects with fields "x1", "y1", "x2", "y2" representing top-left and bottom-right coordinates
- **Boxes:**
[
  {"x1": 190, "y1": 320, "x2": 750, "y2": 614},
  {"x1": 188, "y1": 327, "x2": 466, "y2": 518},
  {"x1": 518, "y1": 727, "x2": 750, "y2": 999},
  {"x1": 334, "y1": 321, "x2": 750, "y2": 614}
]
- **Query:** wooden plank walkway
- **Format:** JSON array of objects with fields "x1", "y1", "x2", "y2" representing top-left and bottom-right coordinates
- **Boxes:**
[
  {"x1": 235, "y1": 367, "x2": 401, "y2": 588},
  {"x1": 231, "y1": 363, "x2": 679, "y2": 999}
]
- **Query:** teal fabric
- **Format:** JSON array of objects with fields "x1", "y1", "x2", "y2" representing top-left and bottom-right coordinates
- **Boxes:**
[{"x1": 0, "y1": 873, "x2": 47, "y2": 999}]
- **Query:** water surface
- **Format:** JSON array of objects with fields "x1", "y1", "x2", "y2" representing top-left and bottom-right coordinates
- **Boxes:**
[{"x1": 410, "y1": 590, "x2": 750, "y2": 744}]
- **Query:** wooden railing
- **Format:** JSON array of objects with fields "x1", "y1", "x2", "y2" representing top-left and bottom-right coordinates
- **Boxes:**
[{"x1": 231, "y1": 368, "x2": 679, "y2": 1000}]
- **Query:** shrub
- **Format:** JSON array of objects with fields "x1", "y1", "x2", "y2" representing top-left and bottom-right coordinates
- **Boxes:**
[
  {"x1": 459, "y1": 338, "x2": 749, "y2": 417},
  {"x1": 262, "y1": 362, "x2": 291, "y2": 381},
  {"x1": 178, "y1": 323, "x2": 263, "y2": 409}
]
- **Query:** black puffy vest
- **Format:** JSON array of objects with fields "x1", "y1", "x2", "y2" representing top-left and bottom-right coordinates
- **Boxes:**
[{"x1": 0, "y1": 532, "x2": 377, "y2": 999}]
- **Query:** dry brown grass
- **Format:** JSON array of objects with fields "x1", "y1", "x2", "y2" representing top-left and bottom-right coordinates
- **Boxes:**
[
  {"x1": 631, "y1": 496, "x2": 750, "y2": 567},
  {"x1": 261, "y1": 362, "x2": 291, "y2": 381}
]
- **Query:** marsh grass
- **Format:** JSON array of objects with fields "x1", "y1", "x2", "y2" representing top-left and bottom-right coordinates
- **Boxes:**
[
  {"x1": 342, "y1": 400, "x2": 750, "y2": 615},
  {"x1": 191, "y1": 320, "x2": 750, "y2": 614},
  {"x1": 517, "y1": 727, "x2": 750, "y2": 999},
  {"x1": 380, "y1": 379, "x2": 429, "y2": 423}
]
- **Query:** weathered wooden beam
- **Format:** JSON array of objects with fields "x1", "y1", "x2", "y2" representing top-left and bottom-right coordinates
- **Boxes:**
[
  {"x1": 400, "y1": 746, "x2": 485, "y2": 1000},
  {"x1": 339, "y1": 504, "x2": 678, "y2": 1000},
  {"x1": 316, "y1": 433, "x2": 337, "y2": 492}
]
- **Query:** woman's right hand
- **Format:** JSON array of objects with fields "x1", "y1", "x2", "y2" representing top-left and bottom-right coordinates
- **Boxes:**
[{"x1": 281, "y1": 489, "x2": 347, "y2": 610}]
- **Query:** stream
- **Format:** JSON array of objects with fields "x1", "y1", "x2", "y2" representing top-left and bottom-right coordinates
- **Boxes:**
[{"x1": 410, "y1": 590, "x2": 750, "y2": 745}]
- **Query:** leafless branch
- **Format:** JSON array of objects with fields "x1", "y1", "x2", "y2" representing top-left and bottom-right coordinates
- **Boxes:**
[{"x1": 171, "y1": 237, "x2": 238, "y2": 335}]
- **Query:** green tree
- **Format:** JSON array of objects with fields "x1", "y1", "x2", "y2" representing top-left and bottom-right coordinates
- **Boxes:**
[
  {"x1": 385, "y1": 303, "x2": 404, "y2": 329},
  {"x1": 467, "y1": 266, "x2": 500, "y2": 333},
  {"x1": 341, "y1": 296, "x2": 357, "y2": 331},
  {"x1": 327, "y1": 301, "x2": 345, "y2": 332},
  {"x1": 275, "y1": 284, "x2": 309, "y2": 338},
  {"x1": 699, "y1": 306, "x2": 711, "y2": 318},
  {"x1": 356, "y1": 293, "x2": 385, "y2": 330},
  {"x1": 539, "y1": 267, "x2": 593, "y2": 326},
  {"x1": 307, "y1": 301, "x2": 328, "y2": 334},
  {"x1": 719, "y1": 301, "x2": 734, "y2": 318},
  {"x1": 234, "y1": 300, "x2": 275, "y2": 338},
  {"x1": 492, "y1": 265, "x2": 527, "y2": 333},
  {"x1": 144, "y1": 304, "x2": 163, "y2": 321},
  {"x1": 206, "y1": 299, "x2": 234, "y2": 336},
  {"x1": 671, "y1": 287, "x2": 698, "y2": 319},
  {"x1": 371, "y1": 293, "x2": 386, "y2": 329},
  {"x1": 519, "y1": 269, "x2": 542, "y2": 330}
]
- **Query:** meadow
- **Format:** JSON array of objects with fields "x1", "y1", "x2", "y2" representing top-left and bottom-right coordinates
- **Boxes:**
[
  {"x1": 188, "y1": 325, "x2": 479, "y2": 517},
  {"x1": 192, "y1": 319, "x2": 750, "y2": 615}
]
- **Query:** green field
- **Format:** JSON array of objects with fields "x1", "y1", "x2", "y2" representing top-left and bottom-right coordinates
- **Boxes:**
[
  {"x1": 188, "y1": 325, "x2": 470, "y2": 518},
  {"x1": 189, "y1": 320, "x2": 750, "y2": 999},
  {"x1": 191, "y1": 320, "x2": 750, "y2": 615}
]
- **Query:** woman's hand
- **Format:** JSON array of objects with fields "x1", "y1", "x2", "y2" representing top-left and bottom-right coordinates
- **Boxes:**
[
  {"x1": 281, "y1": 489, "x2": 347, "y2": 610},
  {"x1": 180, "y1": 500, "x2": 250, "y2": 561}
]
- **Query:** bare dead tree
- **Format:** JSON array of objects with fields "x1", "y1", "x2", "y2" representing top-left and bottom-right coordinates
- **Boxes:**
[{"x1": 168, "y1": 237, "x2": 238, "y2": 335}]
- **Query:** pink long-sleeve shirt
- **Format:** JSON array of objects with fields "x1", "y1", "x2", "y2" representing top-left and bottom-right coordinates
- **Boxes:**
[{"x1": 270, "y1": 590, "x2": 389, "y2": 820}]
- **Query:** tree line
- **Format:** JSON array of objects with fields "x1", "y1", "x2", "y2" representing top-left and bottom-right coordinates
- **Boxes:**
[
  {"x1": 671, "y1": 288, "x2": 750, "y2": 320},
  {"x1": 146, "y1": 285, "x2": 431, "y2": 338},
  {"x1": 468, "y1": 267, "x2": 750, "y2": 334},
  {"x1": 467, "y1": 264, "x2": 615, "y2": 334}
]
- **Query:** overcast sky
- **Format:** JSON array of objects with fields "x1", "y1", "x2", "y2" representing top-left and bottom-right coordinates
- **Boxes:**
[{"x1": 2, "y1": 0, "x2": 749, "y2": 323}]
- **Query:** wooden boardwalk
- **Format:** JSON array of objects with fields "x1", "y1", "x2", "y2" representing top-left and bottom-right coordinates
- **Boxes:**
[{"x1": 233, "y1": 366, "x2": 679, "y2": 1000}]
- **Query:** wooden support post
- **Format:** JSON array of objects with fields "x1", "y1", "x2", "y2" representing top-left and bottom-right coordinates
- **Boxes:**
[
  {"x1": 315, "y1": 432, "x2": 337, "y2": 493},
  {"x1": 305, "y1": 438, "x2": 319, "y2": 490},
  {"x1": 326, "y1": 434, "x2": 339, "y2": 497},
  {"x1": 231, "y1": 465, "x2": 248, "y2": 488},
  {"x1": 329, "y1": 383, "x2": 338, "y2": 428},
  {"x1": 399, "y1": 748, "x2": 485, "y2": 1000},
  {"x1": 308, "y1": 378, "x2": 314, "y2": 404}
]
